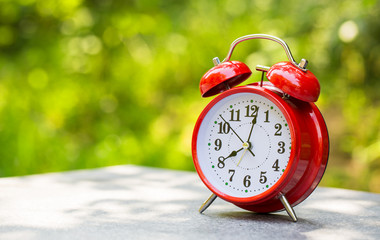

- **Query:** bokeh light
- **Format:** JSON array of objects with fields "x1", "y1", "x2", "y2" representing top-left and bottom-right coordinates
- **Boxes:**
[{"x1": 0, "y1": 0, "x2": 379, "y2": 192}]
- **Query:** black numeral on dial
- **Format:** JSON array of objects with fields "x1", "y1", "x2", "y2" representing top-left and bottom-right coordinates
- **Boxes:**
[
  {"x1": 259, "y1": 171, "x2": 267, "y2": 184},
  {"x1": 245, "y1": 105, "x2": 259, "y2": 117},
  {"x1": 274, "y1": 123, "x2": 282, "y2": 136},
  {"x1": 229, "y1": 109, "x2": 241, "y2": 121},
  {"x1": 214, "y1": 139, "x2": 222, "y2": 151},
  {"x1": 243, "y1": 175, "x2": 251, "y2": 187},
  {"x1": 228, "y1": 169, "x2": 235, "y2": 182},
  {"x1": 218, "y1": 122, "x2": 230, "y2": 134},
  {"x1": 217, "y1": 156, "x2": 225, "y2": 168},
  {"x1": 264, "y1": 110, "x2": 270, "y2": 123},
  {"x1": 278, "y1": 141, "x2": 285, "y2": 154},
  {"x1": 272, "y1": 159, "x2": 280, "y2": 171}
]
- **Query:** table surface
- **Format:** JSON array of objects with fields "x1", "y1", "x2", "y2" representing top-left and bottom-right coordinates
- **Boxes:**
[{"x1": 0, "y1": 165, "x2": 379, "y2": 240}]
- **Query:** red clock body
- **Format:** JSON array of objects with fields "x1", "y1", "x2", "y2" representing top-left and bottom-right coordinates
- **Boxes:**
[{"x1": 192, "y1": 83, "x2": 329, "y2": 213}]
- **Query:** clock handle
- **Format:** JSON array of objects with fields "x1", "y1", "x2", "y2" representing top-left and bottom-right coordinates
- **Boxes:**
[
  {"x1": 222, "y1": 34, "x2": 308, "y2": 71},
  {"x1": 199, "y1": 193, "x2": 218, "y2": 213}
]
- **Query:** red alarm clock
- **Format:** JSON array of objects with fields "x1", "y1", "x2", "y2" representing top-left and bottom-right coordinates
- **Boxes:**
[{"x1": 192, "y1": 34, "x2": 329, "y2": 222}]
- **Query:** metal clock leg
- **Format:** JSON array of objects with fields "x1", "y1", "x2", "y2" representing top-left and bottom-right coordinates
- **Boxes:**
[
  {"x1": 279, "y1": 194, "x2": 298, "y2": 222},
  {"x1": 199, "y1": 193, "x2": 217, "y2": 213}
]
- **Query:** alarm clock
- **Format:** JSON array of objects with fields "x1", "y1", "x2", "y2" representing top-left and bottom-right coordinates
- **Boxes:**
[{"x1": 191, "y1": 34, "x2": 329, "y2": 222}]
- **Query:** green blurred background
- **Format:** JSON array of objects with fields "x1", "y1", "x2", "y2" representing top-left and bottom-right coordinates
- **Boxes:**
[{"x1": 0, "y1": 0, "x2": 379, "y2": 192}]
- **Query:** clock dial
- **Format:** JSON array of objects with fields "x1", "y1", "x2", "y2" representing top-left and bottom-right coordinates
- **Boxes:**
[{"x1": 196, "y1": 91, "x2": 292, "y2": 198}]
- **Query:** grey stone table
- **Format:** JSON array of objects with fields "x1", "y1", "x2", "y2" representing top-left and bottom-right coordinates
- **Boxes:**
[{"x1": 0, "y1": 165, "x2": 379, "y2": 240}]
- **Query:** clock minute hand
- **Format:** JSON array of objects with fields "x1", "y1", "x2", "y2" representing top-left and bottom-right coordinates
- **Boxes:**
[
  {"x1": 219, "y1": 114, "x2": 255, "y2": 157},
  {"x1": 219, "y1": 115, "x2": 245, "y2": 143}
]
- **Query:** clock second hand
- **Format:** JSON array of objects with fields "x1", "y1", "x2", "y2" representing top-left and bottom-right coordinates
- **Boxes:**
[
  {"x1": 219, "y1": 114, "x2": 255, "y2": 157},
  {"x1": 236, "y1": 143, "x2": 249, "y2": 166}
]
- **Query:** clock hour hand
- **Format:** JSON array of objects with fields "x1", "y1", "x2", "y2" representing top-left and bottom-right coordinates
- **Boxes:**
[
  {"x1": 225, "y1": 147, "x2": 244, "y2": 159},
  {"x1": 217, "y1": 147, "x2": 244, "y2": 169},
  {"x1": 247, "y1": 116, "x2": 257, "y2": 142},
  {"x1": 245, "y1": 112, "x2": 258, "y2": 158}
]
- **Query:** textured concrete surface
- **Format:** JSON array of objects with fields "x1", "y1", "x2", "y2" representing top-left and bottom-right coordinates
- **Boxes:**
[{"x1": 0, "y1": 165, "x2": 379, "y2": 240}]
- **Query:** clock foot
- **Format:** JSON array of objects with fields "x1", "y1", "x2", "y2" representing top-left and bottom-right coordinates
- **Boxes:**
[
  {"x1": 199, "y1": 193, "x2": 217, "y2": 214},
  {"x1": 279, "y1": 194, "x2": 298, "y2": 222}
]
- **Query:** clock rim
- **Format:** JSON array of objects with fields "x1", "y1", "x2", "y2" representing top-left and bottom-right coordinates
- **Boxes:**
[{"x1": 192, "y1": 85, "x2": 301, "y2": 204}]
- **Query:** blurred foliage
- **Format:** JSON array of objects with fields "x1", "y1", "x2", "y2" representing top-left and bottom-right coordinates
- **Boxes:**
[{"x1": 0, "y1": 0, "x2": 379, "y2": 192}]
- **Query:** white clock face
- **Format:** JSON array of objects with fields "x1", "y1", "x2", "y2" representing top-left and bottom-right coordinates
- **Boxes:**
[{"x1": 196, "y1": 91, "x2": 292, "y2": 198}]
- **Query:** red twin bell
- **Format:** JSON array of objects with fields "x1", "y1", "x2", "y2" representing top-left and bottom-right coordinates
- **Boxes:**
[
  {"x1": 200, "y1": 60, "x2": 252, "y2": 97},
  {"x1": 200, "y1": 34, "x2": 320, "y2": 102}
]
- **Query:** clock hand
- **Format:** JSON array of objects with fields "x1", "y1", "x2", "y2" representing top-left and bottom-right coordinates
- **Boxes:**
[
  {"x1": 245, "y1": 116, "x2": 257, "y2": 158},
  {"x1": 247, "y1": 145, "x2": 255, "y2": 157},
  {"x1": 217, "y1": 147, "x2": 244, "y2": 169},
  {"x1": 237, "y1": 148, "x2": 248, "y2": 166},
  {"x1": 219, "y1": 115, "x2": 245, "y2": 143},
  {"x1": 225, "y1": 147, "x2": 244, "y2": 159},
  {"x1": 219, "y1": 114, "x2": 255, "y2": 157},
  {"x1": 237, "y1": 142, "x2": 250, "y2": 166},
  {"x1": 247, "y1": 116, "x2": 257, "y2": 143}
]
